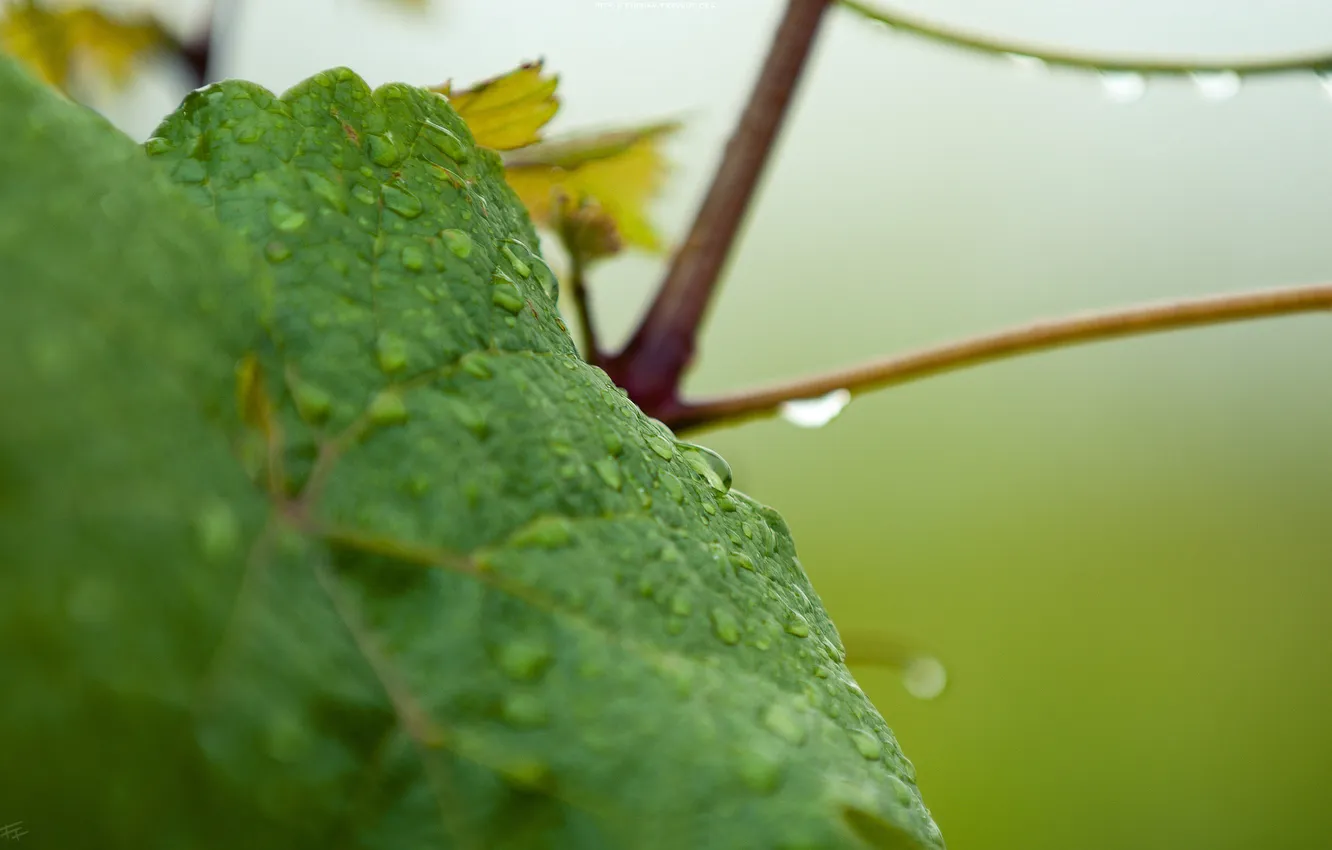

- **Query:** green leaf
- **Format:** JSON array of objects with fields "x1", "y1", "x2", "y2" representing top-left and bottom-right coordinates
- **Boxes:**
[{"x1": 3, "y1": 56, "x2": 943, "y2": 849}]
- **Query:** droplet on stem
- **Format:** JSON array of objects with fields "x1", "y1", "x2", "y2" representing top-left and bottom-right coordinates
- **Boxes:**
[
  {"x1": 1004, "y1": 53, "x2": 1046, "y2": 74},
  {"x1": 779, "y1": 389, "x2": 851, "y2": 429},
  {"x1": 1100, "y1": 71, "x2": 1146, "y2": 103},
  {"x1": 1190, "y1": 70, "x2": 1241, "y2": 101},
  {"x1": 901, "y1": 656, "x2": 948, "y2": 700}
]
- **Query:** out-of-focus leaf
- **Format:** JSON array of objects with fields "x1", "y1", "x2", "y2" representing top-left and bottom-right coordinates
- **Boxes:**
[
  {"x1": 437, "y1": 59, "x2": 560, "y2": 151},
  {"x1": 503, "y1": 121, "x2": 680, "y2": 253},
  {"x1": 0, "y1": 1, "x2": 168, "y2": 92}
]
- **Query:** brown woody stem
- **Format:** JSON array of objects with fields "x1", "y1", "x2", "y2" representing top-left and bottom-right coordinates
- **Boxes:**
[
  {"x1": 604, "y1": 0, "x2": 833, "y2": 410},
  {"x1": 664, "y1": 282, "x2": 1332, "y2": 433}
]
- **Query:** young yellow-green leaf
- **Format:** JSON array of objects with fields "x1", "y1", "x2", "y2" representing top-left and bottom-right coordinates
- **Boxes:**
[
  {"x1": 503, "y1": 121, "x2": 680, "y2": 253},
  {"x1": 4, "y1": 52, "x2": 944, "y2": 848},
  {"x1": 0, "y1": 1, "x2": 167, "y2": 92},
  {"x1": 437, "y1": 60, "x2": 561, "y2": 151}
]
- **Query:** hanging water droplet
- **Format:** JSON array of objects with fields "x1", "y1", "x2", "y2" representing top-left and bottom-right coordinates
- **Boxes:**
[
  {"x1": 1319, "y1": 71, "x2": 1332, "y2": 98},
  {"x1": 1100, "y1": 71, "x2": 1146, "y2": 103},
  {"x1": 441, "y1": 228, "x2": 472, "y2": 258},
  {"x1": 779, "y1": 388, "x2": 851, "y2": 429},
  {"x1": 901, "y1": 655, "x2": 948, "y2": 700},
  {"x1": 1190, "y1": 70, "x2": 1241, "y2": 101},
  {"x1": 680, "y1": 443, "x2": 732, "y2": 493},
  {"x1": 1004, "y1": 52, "x2": 1046, "y2": 73}
]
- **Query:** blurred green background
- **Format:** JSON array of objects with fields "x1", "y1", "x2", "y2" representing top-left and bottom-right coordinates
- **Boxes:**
[{"x1": 85, "y1": 0, "x2": 1332, "y2": 846}]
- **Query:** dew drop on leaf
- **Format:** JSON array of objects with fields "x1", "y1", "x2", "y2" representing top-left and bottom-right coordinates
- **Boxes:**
[
  {"x1": 679, "y1": 443, "x2": 732, "y2": 493},
  {"x1": 367, "y1": 390, "x2": 409, "y2": 426},
  {"x1": 375, "y1": 332, "x2": 408, "y2": 373},
  {"x1": 1100, "y1": 71, "x2": 1147, "y2": 103},
  {"x1": 500, "y1": 243, "x2": 532, "y2": 279},
  {"x1": 382, "y1": 183, "x2": 423, "y2": 219},
  {"x1": 784, "y1": 611, "x2": 811, "y2": 638},
  {"x1": 779, "y1": 388, "x2": 851, "y2": 428},
  {"x1": 849, "y1": 729, "x2": 882, "y2": 761},
  {"x1": 143, "y1": 136, "x2": 173, "y2": 156},
  {"x1": 264, "y1": 241, "x2": 291, "y2": 263},
  {"x1": 400, "y1": 245, "x2": 425, "y2": 271},
  {"x1": 644, "y1": 432, "x2": 675, "y2": 460},
  {"x1": 900, "y1": 655, "x2": 948, "y2": 700},
  {"x1": 367, "y1": 132, "x2": 398, "y2": 166},
  {"x1": 351, "y1": 184, "x2": 376, "y2": 206},
  {"x1": 734, "y1": 744, "x2": 785, "y2": 793},
  {"x1": 441, "y1": 228, "x2": 472, "y2": 258},
  {"x1": 1190, "y1": 70, "x2": 1241, "y2": 101},
  {"x1": 501, "y1": 692, "x2": 549, "y2": 727},
  {"x1": 496, "y1": 638, "x2": 553, "y2": 680},
  {"x1": 593, "y1": 457, "x2": 622, "y2": 491},
  {"x1": 422, "y1": 119, "x2": 469, "y2": 162},
  {"x1": 267, "y1": 200, "x2": 306, "y2": 232},
  {"x1": 492, "y1": 285, "x2": 525, "y2": 314},
  {"x1": 761, "y1": 703, "x2": 807, "y2": 745},
  {"x1": 709, "y1": 607, "x2": 741, "y2": 645},
  {"x1": 194, "y1": 497, "x2": 239, "y2": 563}
]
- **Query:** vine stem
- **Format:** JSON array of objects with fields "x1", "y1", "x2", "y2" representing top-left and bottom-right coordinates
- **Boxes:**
[
  {"x1": 840, "y1": 0, "x2": 1332, "y2": 75},
  {"x1": 664, "y1": 282, "x2": 1332, "y2": 432},
  {"x1": 604, "y1": 0, "x2": 834, "y2": 410}
]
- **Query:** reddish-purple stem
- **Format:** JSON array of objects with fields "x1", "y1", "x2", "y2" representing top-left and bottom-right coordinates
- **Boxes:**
[{"x1": 604, "y1": 0, "x2": 833, "y2": 411}]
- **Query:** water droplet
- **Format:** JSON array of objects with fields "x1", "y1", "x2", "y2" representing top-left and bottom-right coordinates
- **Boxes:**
[
  {"x1": 446, "y1": 397, "x2": 487, "y2": 438},
  {"x1": 492, "y1": 285, "x2": 525, "y2": 314},
  {"x1": 1319, "y1": 71, "x2": 1332, "y2": 98},
  {"x1": 593, "y1": 457, "x2": 622, "y2": 490},
  {"x1": 235, "y1": 124, "x2": 264, "y2": 144},
  {"x1": 531, "y1": 256, "x2": 559, "y2": 302},
  {"x1": 761, "y1": 703, "x2": 807, "y2": 745},
  {"x1": 669, "y1": 590, "x2": 692, "y2": 617},
  {"x1": 194, "y1": 498, "x2": 239, "y2": 563},
  {"x1": 304, "y1": 171, "x2": 346, "y2": 213},
  {"x1": 439, "y1": 228, "x2": 472, "y2": 258},
  {"x1": 400, "y1": 245, "x2": 425, "y2": 271},
  {"x1": 784, "y1": 611, "x2": 810, "y2": 638},
  {"x1": 423, "y1": 120, "x2": 469, "y2": 161},
  {"x1": 172, "y1": 159, "x2": 207, "y2": 183},
  {"x1": 1004, "y1": 52, "x2": 1046, "y2": 73},
  {"x1": 496, "y1": 639, "x2": 553, "y2": 680},
  {"x1": 901, "y1": 655, "x2": 948, "y2": 700},
  {"x1": 375, "y1": 332, "x2": 408, "y2": 373},
  {"x1": 644, "y1": 432, "x2": 675, "y2": 460},
  {"x1": 501, "y1": 692, "x2": 548, "y2": 727},
  {"x1": 143, "y1": 136, "x2": 173, "y2": 156},
  {"x1": 264, "y1": 241, "x2": 291, "y2": 263},
  {"x1": 717, "y1": 495, "x2": 738, "y2": 513},
  {"x1": 1100, "y1": 71, "x2": 1146, "y2": 103},
  {"x1": 701, "y1": 500, "x2": 717, "y2": 516},
  {"x1": 710, "y1": 607, "x2": 741, "y2": 645},
  {"x1": 382, "y1": 183, "x2": 423, "y2": 219},
  {"x1": 291, "y1": 380, "x2": 332, "y2": 423},
  {"x1": 849, "y1": 730, "x2": 882, "y2": 761},
  {"x1": 680, "y1": 444, "x2": 732, "y2": 493},
  {"x1": 367, "y1": 132, "x2": 398, "y2": 166},
  {"x1": 729, "y1": 551, "x2": 755, "y2": 572},
  {"x1": 735, "y1": 744, "x2": 785, "y2": 792},
  {"x1": 460, "y1": 352, "x2": 492, "y2": 380},
  {"x1": 659, "y1": 471, "x2": 684, "y2": 503},
  {"x1": 266, "y1": 200, "x2": 307, "y2": 232},
  {"x1": 509, "y1": 516, "x2": 574, "y2": 549},
  {"x1": 501, "y1": 244, "x2": 532, "y2": 279},
  {"x1": 780, "y1": 388, "x2": 851, "y2": 428},
  {"x1": 351, "y1": 184, "x2": 376, "y2": 206},
  {"x1": 1191, "y1": 70, "x2": 1241, "y2": 101},
  {"x1": 368, "y1": 390, "x2": 409, "y2": 426}
]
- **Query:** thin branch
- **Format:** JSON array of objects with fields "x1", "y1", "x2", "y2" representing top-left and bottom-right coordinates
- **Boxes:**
[
  {"x1": 568, "y1": 253, "x2": 601, "y2": 362},
  {"x1": 665, "y1": 282, "x2": 1332, "y2": 433},
  {"x1": 605, "y1": 0, "x2": 833, "y2": 409},
  {"x1": 840, "y1": 0, "x2": 1332, "y2": 75}
]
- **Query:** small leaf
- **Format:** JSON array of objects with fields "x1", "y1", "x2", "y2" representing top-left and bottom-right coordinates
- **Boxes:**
[
  {"x1": 437, "y1": 60, "x2": 560, "y2": 151},
  {"x1": 0, "y1": 1, "x2": 168, "y2": 93},
  {"x1": 503, "y1": 121, "x2": 680, "y2": 253}
]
